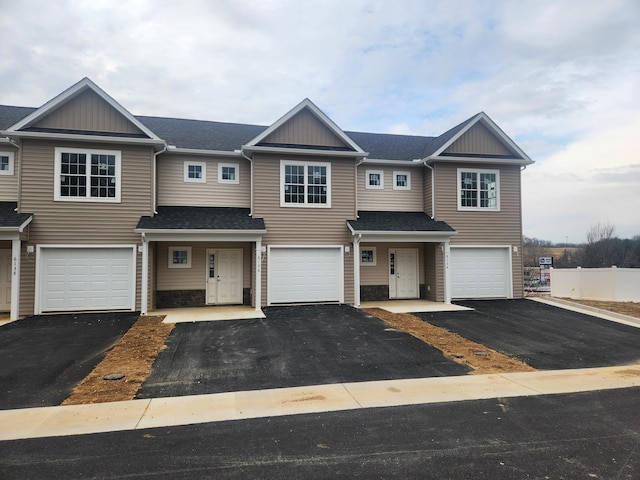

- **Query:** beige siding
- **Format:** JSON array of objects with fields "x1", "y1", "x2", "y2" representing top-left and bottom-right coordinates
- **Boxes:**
[
  {"x1": 263, "y1": 109, "x2": 347, "y2": 148},
  {"x1": 156, "y1": 154, "x2": 250, "y2": 207},
  {"x1": 423, "y1": 167, "x2": 433, "y2": 216},
  {"x1": 357, "y1": 166, "x2": 424, "y2": 212},
  {"x1": 359, "y1": 243, "x2": 425, "y2": 286},
  {"x1": 444, "y1": 123, "x2": 513, "y2": 156},
  {"x1": 424, "y1": 243, "x2": 438, "y2": 301},
  {"x1": 434, "y1": 162, "x2": 524, "y2": 297},
  {"x1": 252, "y1": 153, "x2": 357, "y2": 304},
  {"x1": 34, "y1": 90, "x2": 144, "y2": 135},
  {"x1": 0, "y1": 147, "x2": 19, "y2": 201},
  {"x1": 17, "y1": 139, "x2": 154, "y2": 314}
]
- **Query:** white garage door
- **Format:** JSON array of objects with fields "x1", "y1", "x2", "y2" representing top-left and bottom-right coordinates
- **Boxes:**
[
  {"x1": 39, "y1": 247, "x2": 135, "y2": 313},
  {"x1": 268, "y1": 247, "x2": 343, "y2": 304},
  {"x1": 450, "y1": 247, "x2": 511, "y2": 299}
]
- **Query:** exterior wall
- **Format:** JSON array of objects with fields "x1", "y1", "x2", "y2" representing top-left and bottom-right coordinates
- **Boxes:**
[
  {"x1": 156, "y1": 153, "x2": 250, "y2": 207},
  {"x1": 263, "y1": 109, "x2": 346, "y2": 147},
  {"x1": 423, "y1": 167, "x2": 433, "y2": 217},
  {"x1": 17, "y1": 139, "x2": 154, "y2": 315},
  {"x1": 434, "y1": 162, "x2": 524, "y2": 298},
  {"x1": 444, "y1": 123, "x2": 513, "y2": 156},
  {"x1": 0, "y1": 146, "x2": 19, "y2": 201},
  {"x1": 33, "y1": 90, "x2": 143, "y2": 135},
  {"x1": 252, "y1": 153, "x2": 357, "y2": 305},
  {"x1": 424, "y1": 243, "x2": 438, "y2": 301},
  {"x1": 357, "y1": 165, "x2": 424, "y2": 212}
]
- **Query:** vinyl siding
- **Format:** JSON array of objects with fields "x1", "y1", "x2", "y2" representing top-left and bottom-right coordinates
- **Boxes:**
[
  {"x1": 423, "y1": 167, "x2": 433, "y2": 216},
  {"x1": 434, "y1": 162, "x2": 524, "y2": 297},
  {"x1": 357, "y1": 166, "x2": 424, "y2": 212},
  {"x1": 33, "y1": 90, "x2": 144, "y2": 135},
  {"x1": 252, "y1": 153, "x2": 357, "y2": 304},
  {"x1": 444, "y1": 122, "x2": 513, "y2": 156},
  {"x1": 0, "y1": 147, "x2": 18, "y2": 201},
  {"x1": 156, "y1": 154, "x2": 250, "y2": 207},
  {"x1": 359, "y1": 243, "x2": 425, "y2": 285},
  {"x1": 263, "y1": 109, "x2": 348, "y2": 147}
]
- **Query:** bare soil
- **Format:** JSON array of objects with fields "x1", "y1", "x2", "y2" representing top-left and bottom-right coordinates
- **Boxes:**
[{"x1": 558, "y1": 298, "x2": 640, "y2": 319}]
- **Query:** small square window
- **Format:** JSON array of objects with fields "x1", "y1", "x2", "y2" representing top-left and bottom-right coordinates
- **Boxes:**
[
  {"x1": 184, "y1": 161, "x2": 206, "y2": 183},
  {"x1": 360, "y1": 247, "x2": 377, "y2": 266},
  {"x1": 393, "y1": 171, "x2": 411, "y2": 190},
  {"x1": 365, "y1": 170, "x2": 384, "y2": 189},
  {"x1": 0, "y1": 152, "x2": 14, "y2": 175},
  {"x1": 218, "y1": 163, "x2": 239, "y2": 184},
  {"x1": 168, "y1": 246, "x2": 192, "y2": 268}
]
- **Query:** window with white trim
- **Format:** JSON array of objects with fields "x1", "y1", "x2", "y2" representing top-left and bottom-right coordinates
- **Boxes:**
[
  {"x1": 457, "y1": 168, "x2": 500, "y2": 210},
  {"x1": 280, "y1": 160, "x2": 331, "y2": 207},
  {"x1": 168, "y1": 246, "x2": 192, "y2": 268},
  {"x1": 54, "y1": 148, "x2": 121, "y2": 202},
  {"x1": 365, "y1": 170, "x2": 384, "y2": 189},
  {"x1": 393, "y1": 171, "x2": 411, "y2": 190},
  {"x1": 360, "y1": 247, "x2": 377, "y2": 266},
  {"x1": 218, "y1": 163, "x2": 239, "y2": 184},
  {"x1": 0, "y1": 152, "x2": 15, "y2": 175},
  {"x1": 184, "y1": 161, "x2": 206, "y2": 183}
]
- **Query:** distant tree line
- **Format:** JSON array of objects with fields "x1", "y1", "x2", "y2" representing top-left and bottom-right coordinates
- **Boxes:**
[{"x1": 523, "y1": 221, "x2": 640, "y2": 268}]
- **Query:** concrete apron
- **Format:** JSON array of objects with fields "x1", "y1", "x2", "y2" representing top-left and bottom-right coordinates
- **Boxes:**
[{"x1": 2, "y1": 364, "x2": 639, "y2": 441}]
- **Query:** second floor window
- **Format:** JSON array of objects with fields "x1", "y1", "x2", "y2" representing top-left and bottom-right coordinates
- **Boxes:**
[
  {"x1": 184, "y1": 161, "x2": 206, "y2": 183},
  {"x1": 0, "y1": 152, "x2": 14, "y2": 175},
  {"x1": 55, "y1": 148, "x2": 121, "y2": 202},
  {"x1": 458, "y1": 168, "x2": 500, "y2": 210},
  {"x1": 280, "y1": 160, "x2": 331, "y2": 207}
]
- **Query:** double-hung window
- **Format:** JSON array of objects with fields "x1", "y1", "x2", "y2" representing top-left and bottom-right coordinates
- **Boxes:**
[
  {"x1": 184, "y1": 161, "x2": 206, "y2": 183},
  {"x1": 55, "y1": 148, "x2": 121, "y2": 202},
  {"x1": 280, "y1": 160, "x2": 331, "y2": 207},
  {"x1": 457, "y1": 168, "x2": 500, "y2": 210},
  {"x1": 0, "y1": 152, "x2": 14, "y2": 175},
  {"x1": 218, "y1": 163, "x2": 239, "y2": 184}
]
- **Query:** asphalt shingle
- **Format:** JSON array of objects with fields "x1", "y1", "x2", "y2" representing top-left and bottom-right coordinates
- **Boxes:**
[
  {"x1": 136, "y1": 206, "x2": 265, "y2": 231},
  {"x1": 0, "y1": 202, "x2": 32, "y2": 228},
  {"x1": 348, "y1": 211, "x2": 455, "y2": 232}
]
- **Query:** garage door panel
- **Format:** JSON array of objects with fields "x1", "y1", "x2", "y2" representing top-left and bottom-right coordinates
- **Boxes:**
[{"x1": 451, "y1": 247, "x2": 511, "y2": 299}]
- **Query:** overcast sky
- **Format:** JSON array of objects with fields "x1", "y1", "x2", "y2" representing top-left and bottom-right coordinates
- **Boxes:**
[{"x1": 1, "y1": 0, "x2": 638, "y2": 243}]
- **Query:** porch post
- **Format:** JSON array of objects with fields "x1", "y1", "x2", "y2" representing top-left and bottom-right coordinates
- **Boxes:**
[
  {"x1": 353, "y1": 235, "x2": 361, "y2": 307},
  {"x1": 444, "y1": 240, "x2": 451, "y2": 304},
  {"x1": 140, "y1": 235, "x2": 148, "y2": 315},
  {"x1": 254, "y1": 239, "x2": 262, "y2": 310},
  {"x1": 10, "y1": 239, "x2": 20, "y2": 321}
]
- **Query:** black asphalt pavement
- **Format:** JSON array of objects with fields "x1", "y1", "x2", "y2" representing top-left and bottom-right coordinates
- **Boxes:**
[
  {"x1": 1, "y1": 387, "x2": 638, "y2": 479},
  {"x1": 136, "y1": 304, "x2": 471, "y2": 399},
  {"x1": 0, "y1": 312, "x2": 138, "y2": 410},
  {"x1": 417, "y1": 299, "x2": 640, "y2": 370}
]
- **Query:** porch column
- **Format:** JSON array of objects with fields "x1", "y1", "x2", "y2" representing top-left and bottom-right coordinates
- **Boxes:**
[
  {"x1": 444, "y1": 240, "x2": 451, "y2": 304},
  {"x1": 353, "y1": 235, "x2": 361, "y2": 307},
  {"x1": 140, "y1": 235, "x2": 149, "y2": 315},
  {"x1": 254, "y1": 239, "x2": 262, "y2": 310},
  {"x1": 10, "y1": 240, "x2": 20, "y2": 321}
]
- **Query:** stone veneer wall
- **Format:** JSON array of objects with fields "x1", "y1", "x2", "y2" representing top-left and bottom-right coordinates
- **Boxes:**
[{"x1": 156, "y1": 289, "x2": 251, "y2": 308}]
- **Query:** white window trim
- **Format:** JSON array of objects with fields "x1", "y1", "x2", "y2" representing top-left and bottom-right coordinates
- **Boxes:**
[
  {"x1": 360, "y1": 246, "x2": 377, "y2": 266},
  {"x1": 184, "y1": 161, "x2": 207, "y2": 183},
  {"x1": 168, "y1": 246, "x2": 192, "y2": 268},
  {"x1": 54, "y1": 147, "x2": 121, "y2": 203},
  {"x1": 457, "y1": 167, "x2": 501, "y2": 211},
  {"x1": 0, "y1": 151, "x2": 15, "y2": 176},
  {"x1": 365, "y1": 169, "x2": 384, "y2": 190},
  {"x1": 218, "y1": 162, "x2": 239, "y2": 184},
  {"x1": 393, "y1": 171, "x2": 411, "y2": 190},
  {"x1": 280, "y1": 160, "x2": 332, "y2": 208}
]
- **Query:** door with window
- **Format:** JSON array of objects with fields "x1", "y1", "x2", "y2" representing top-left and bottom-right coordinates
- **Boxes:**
[
  {"x1": 206, "y1": 249, "x2": 243, "y2": 305},
  {"x1": 389, "y1": 248, "x2": 419, "y2": 299}
]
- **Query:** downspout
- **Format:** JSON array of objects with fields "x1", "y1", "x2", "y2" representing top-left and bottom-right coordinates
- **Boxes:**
[
  {"x1": 152, "y1": 143, "x2": 168, "y2": 214},
  {"x1": 240, "y1": 150, "x2": 254, "y2": 216}
]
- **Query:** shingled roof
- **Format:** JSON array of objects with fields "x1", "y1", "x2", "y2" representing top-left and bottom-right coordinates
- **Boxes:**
[
  {"x1": 348, "y1": 211, "x2": 455, "y2": 233},
  {"x1": 0, "y1": 202, "x2": 32, "y2": 228},
  {"x1": 136, "y1": 206, "x2": 265, "y2": 231}
]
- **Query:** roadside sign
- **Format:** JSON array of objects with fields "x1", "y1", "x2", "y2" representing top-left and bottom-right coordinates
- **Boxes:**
[{"x1": 539, "y1": 257, "x2": 553, "y2": 266}]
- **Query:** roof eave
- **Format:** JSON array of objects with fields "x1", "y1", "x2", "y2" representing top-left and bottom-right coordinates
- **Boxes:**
[
  {"x1": 424, "y1": 155, "x2": 534, "y2": 166},
  {"x1": 165, "y1": 146, "x2": 243, "y2": 157},
  {"x1": 242, "y1": 144, "x2": 368, "y2": 158},
  {"x1": 1, "y1": 130, "x2": 167, "y2": 149}
]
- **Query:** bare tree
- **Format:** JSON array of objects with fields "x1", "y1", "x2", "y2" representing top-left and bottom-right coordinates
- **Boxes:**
[
  {"x1": 583, "y1": 221, "x2": 617, "y2": 267},
  {"x1": 586, "y1": 220, "x2": 616, "y2": 244}
]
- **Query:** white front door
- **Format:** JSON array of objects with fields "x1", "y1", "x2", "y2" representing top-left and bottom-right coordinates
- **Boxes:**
[
  {"x1": 206, "y1": 249, "x2": 243, "y2": 305},
  {"x1": 389, "y1": 248, "x2": 419, "y2": 299},
  {"x1": 0, "y1": 250, "x2": 11, "y2": 311}
]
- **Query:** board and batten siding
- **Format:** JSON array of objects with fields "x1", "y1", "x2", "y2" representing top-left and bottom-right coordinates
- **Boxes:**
[
  {"x1": 0, "y1": 146, "x2": 19, "y2": 201},
  {"x1": 444, "y1": 122, "x2": 513, "y2": 156},
  {"x1": 263, "y1": 109, "x2": 347, "y2": 148},
  {"x1": 33, "y1": 90, "x2": 143, "y2": 135},
  {"x1": 357, "y1": 166, "x2": 424, "y2": 212},
  {"x1": 17, "y1": 139, "x2": 155, "y2": 315},
  {"x1": 434, "y1": 162, "x2": 524, "y2": 297},
  {"x1": 252, "y1": 153, "x2": 357, "y2": 305},
  {"x1": 156, "y1": 154, "x2": 250, "y2": 207}
]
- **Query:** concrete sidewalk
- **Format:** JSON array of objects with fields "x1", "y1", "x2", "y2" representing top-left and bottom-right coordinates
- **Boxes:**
[{"x1": 2, "y1": 363, "x2": 639, "y2": 441}]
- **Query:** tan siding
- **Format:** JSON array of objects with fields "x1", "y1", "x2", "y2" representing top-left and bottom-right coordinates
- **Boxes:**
[
  {"x1": 423, "y1": 168, "x2": 433, "y2": 216},
  {"x1": 34, "y1": 90, "x2": 143, "y2": 134},
  {"x1": 263, "y1": 109, "x2": 347, "y2": 148},
  {"x1": 424, "y1": 243, "x2": 437, "y2": 301},
  {"x1": 359, "y1": 243, "x2": 425, "y2": 286},
  {"x1": 252, "y1": 154, "x2": 357, "y2": 304},
  {"x1": 445, "y1": 123, "x2": 513, "y2": 156},
  {"x1": 434, "y1": 162, "x2": 524, "y2": 297},
  {"x1": 157, "y1": 154, "x2": 250, "y2": 207},
  {"x1": 0, "y1": 147, "x2": 19, "y2": 201},
  {"x1": 357, "y1": 166, "x2": 424, "y2": 212},
  {"x1": 17, "y1": 139, "x2": 154, "y2": 314}
]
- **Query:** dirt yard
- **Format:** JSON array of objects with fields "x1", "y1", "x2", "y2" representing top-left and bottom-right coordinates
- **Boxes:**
[{"x1": 559, "y1": 299, "x2": 640, "y2": 319}]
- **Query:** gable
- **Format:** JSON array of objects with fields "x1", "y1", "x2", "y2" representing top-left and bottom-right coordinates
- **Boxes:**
[
  {"x1": 443, "y1": 122, "x2": 515, "y2": 157},
  {"x1": 31, "y1": 89, "x2": 145, "y2": 135},
  {"x1": 260, "y1": 107, "x2": 351, "y2": 149}
]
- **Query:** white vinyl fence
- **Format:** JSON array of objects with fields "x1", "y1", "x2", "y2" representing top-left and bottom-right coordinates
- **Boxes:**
[{"x1": 550, "y1": 267, "x2": 640, "y2": 302}]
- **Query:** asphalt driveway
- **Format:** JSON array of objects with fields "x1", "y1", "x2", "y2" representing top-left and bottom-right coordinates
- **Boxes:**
[
  {"x1": 135, "y1": 304, "x2": 471, "y2": 399},
  {"x1": 0, "y1": 312, "x2": 139, "y2": 410},
  {"x1": 416, "y1": 299, "x2": 640, "y2": 370}
]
